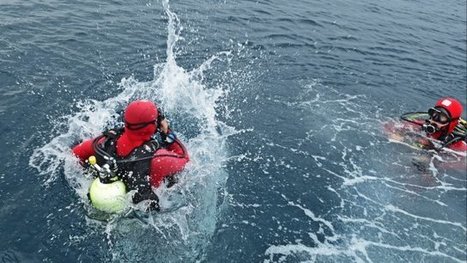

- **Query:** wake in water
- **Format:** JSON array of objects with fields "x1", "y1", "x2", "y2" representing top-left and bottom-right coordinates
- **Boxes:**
[{"x1": 28, "y1": 1, "x2": 244, "y2": 261}]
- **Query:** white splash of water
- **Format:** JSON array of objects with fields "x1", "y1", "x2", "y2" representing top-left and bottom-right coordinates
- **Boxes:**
[{"x1": 29, "y1": 0, "x2": 241, "y2": 261}]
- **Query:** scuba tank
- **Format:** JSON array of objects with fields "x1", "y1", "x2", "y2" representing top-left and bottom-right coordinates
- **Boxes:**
[{"x1": 87, "y1": 156, "x2": 127, "y2": 213}]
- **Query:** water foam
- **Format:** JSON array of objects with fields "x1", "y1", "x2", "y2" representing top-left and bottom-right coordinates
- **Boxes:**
[{"x1": 263, "y1": 81, "x2": 466, "y2": 262}]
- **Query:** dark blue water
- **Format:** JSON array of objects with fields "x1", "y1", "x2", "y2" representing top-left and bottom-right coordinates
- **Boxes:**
[{"x1": 1, "y1": 0, "x2": 466, "y2": 262}]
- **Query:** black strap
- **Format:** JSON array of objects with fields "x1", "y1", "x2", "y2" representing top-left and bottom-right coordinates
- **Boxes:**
[
  {"x1": 400, "y1": 112, "x2": 429, "y2": 126},
  {"x1": 92, "y1": 128, "x2": 161, "y2": 164}
]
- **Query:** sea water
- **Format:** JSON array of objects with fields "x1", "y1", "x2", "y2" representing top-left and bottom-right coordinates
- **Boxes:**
[{"x1": 0, "y1": 0, "x2": 465, "y2": 262}]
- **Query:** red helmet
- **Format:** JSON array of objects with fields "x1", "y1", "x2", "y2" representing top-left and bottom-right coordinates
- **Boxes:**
[
  {"x1": 124, "y1": 100, "x2": 159, "y2": 129},
  {"x1": 434, "y1": 97, "x2": 464, "y2": 134},
  {"x1": 435, "y1": 97, "x2": 463, "y2": 119},
  {"x1": 115, "y1": 100, "x2": 160, "y2": 156}
]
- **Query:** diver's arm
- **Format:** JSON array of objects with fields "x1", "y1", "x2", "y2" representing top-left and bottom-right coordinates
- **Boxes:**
[
  {"x1": 159, "y1": 118, "x2": 189, "y2": 159},
  {"x1": 446, "y1": 140, "x2": 467, "y2": 152},
  {"x1": 149, "y1": 138, "x2": 189, "y2": 188},
  {"x1": 72, "y1": 135, "x2": 108, "y2": 161},
  {"x1": 165, "y1": 138, "x2": 189, "y2": 158},
  {"x1": 72, "y1": 139, "x2": 96, "y2": 161}
]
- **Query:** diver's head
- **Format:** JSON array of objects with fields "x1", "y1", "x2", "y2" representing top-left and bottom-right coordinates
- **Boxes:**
[
  {"x1": 123, "y1": 100, "x2": 159, "y2": 141},
  {"x1": 423, "y1": 97, "x2": 463, "y2": 138}
]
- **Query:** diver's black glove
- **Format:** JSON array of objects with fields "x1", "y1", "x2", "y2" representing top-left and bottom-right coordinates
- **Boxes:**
[
  {"x1": 147, "y1": 200, "x2": 160, "y2": 212},
  {"x1": 132, "y1": 188, "x2": 160, "y2": 212}
]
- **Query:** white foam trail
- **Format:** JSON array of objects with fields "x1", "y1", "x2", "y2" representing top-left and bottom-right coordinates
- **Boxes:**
[
  {"x1": 265, "y1": 236, "x2": 465, "y2": 263},
  {"x1": 385, "y1": 204, "x2": 466, "y2": 231},
  {"x1": 273, "y1": 82, "x2": 466, "y2": 262},
  {"x1": 284, "y1": 196, "x2": 335, "y2": 233}
]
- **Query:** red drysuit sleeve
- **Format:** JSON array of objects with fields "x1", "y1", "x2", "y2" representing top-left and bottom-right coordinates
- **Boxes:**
[
  {"x1": 448, "y1": 140, "x2": 467, "y2": 152},
  {"x1": 72, "y1": 139, "x2": 96, "y2": 161},
  {"x1": 149, "y1": 139, "x2": 189, "y2": 187}
]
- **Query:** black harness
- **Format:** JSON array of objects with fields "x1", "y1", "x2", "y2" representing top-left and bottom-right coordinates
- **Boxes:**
[{"x1": 92, "y1": 128, "x2": 160, "y2": 204}]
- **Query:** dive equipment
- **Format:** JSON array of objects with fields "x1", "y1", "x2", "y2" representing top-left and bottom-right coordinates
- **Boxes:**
[
  {"x1": 400, "y1": 112, "x2": 467, "y2": 151},
  {"x1": 87, "y1": 155, "x2": 127, "y2": 213},
  {"x1": 400, "y1": 112, "x2": 429, "y2": 126},
  {"x1": 89, "y1": 177, "x2": 127, "y2": 213},
  {"x1": 165, "y1": 131, "x2": 176, "y2": 144},
  {"x1": 422, "y1": 120, "x2": 439, "y2": 134},
  {"x1": 428, "y1": 107, "x2": 450, "y2": 124}
]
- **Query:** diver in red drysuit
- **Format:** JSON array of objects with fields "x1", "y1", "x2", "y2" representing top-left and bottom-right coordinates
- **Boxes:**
[
  {"x1": 72, "y1": 100, "x2": 189, "y2": 209},
  {"x1": 421, "y1": 97, "x2": 467, "y2": 152},
  {"x1": 384, "y1": 97, "x2": 466, "y2": 173},
  {"x1": 385, "y1": 97, "x2": 466, "y2": 152}
]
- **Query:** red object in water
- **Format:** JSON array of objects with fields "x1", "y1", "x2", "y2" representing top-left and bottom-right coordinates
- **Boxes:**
[
  {"x1": 383, "y1": 117, "x2": 467, "y2": 152},
  {"x1": 446, "y1": 139, "x2": 467, "y2": 152},
  {"x1": 72, "y1": 100, "x2": 189, "y2": 188},
  {"x1": 72, "y1": 136, "x2": 189, "y2": 187},
  {"x1": 433, "y1": 97, "x2": 464, "y2": 137},
  {"x1": 150, "y1": 147, "x2": 189, "y2": 187}
]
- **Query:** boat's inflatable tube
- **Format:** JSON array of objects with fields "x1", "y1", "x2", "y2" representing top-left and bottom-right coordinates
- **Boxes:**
[{"x1": 89, "y1": 178, "x2": 127, "y2": 213}]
